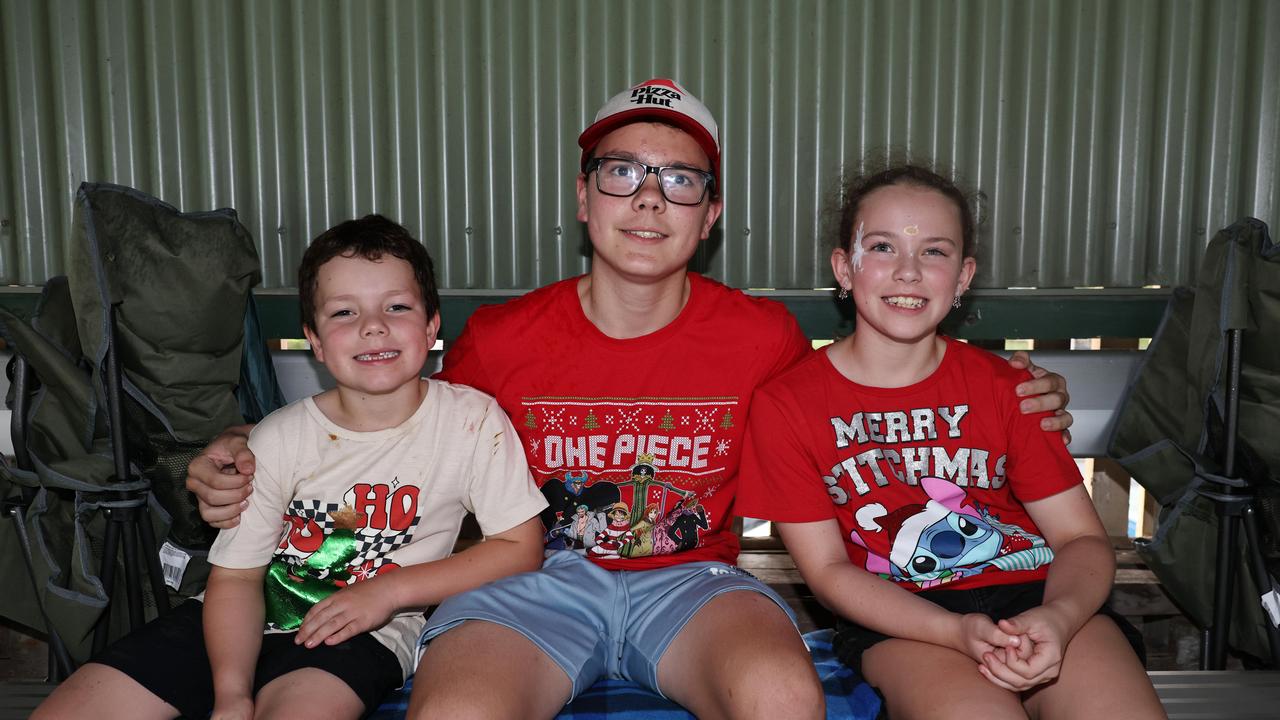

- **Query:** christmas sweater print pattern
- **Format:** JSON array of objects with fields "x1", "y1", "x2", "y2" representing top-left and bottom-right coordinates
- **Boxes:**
[
  {"x1": 438, "y1": 273, "x2": 811, "y2": 570},
  {"x1": 525, "y1": 395, "x2": 734, "y2": 562}
]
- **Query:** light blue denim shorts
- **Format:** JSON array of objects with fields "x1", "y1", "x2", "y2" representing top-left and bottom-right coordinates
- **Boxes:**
[{"x1": 418, "y1": 550, "x2": 797, "y2": 698}]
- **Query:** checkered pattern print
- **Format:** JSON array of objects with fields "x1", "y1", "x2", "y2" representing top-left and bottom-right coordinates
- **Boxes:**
[{"x1": 286, "y1": 499, "x2": 421, "y2": 568}]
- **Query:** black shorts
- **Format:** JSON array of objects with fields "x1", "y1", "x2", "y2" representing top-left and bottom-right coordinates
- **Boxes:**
[
  {"x1": 832, "y1": 580, "x2": 1146, "y2": 673},
  {"x1": 89, "y1": 599, "x2": 402, "y2": 718}
]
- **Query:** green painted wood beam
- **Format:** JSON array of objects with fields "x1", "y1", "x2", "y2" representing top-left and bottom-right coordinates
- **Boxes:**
[
  {"x1": 250, "y1": 288, "x2": 1173, "y2": 342},
  {"x1": 0, "y1": 287, "x2": 1171, "y2": 344},
  {"x1": 767, "y1": 288, "x2": 1173, "y2": 341},
  {"x1": 0, "y1": 288, "x2": 44, "y2": 319}
]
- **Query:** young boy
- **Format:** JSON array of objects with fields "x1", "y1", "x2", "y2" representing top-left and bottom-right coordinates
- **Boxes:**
[{"x1": 33, "y1": 215, "x2": 547, "y2": 720}]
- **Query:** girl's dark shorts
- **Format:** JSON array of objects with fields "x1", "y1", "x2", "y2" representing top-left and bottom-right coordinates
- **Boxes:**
[
  {"x1": 89, "y1": 599, "x2": 402, "y2": 718},
  {"x1": 832, "y1": 580, "x2": 1145, "y2": 674}
]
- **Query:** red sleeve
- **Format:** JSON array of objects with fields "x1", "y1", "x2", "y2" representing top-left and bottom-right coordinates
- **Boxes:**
[
  {"x1": 736, "y1": 383, "x2": 838, "y2": 523},
  {"x1": 762, "y1": 313, "x2": 811, "y2": 383},
  {"x1": 435, "y1": 316, "x2": 493, "y2": 393},
  {"x1": 1001, "y1": 370, "x2": 1082, "y2": 503}
]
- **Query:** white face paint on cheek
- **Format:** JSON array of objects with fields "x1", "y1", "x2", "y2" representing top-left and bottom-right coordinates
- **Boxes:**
[{"x1": 850, "y1": 221, "x2": 866, "y2": 273}]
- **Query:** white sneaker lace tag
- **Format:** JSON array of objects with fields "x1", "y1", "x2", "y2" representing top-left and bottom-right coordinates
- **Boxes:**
[
  {"x1": 1260, "y1": 582, "x2": 1280, "y2": 628},
  {"x1": 158, "y1": 541, "x2": 191, "y2": 591}
]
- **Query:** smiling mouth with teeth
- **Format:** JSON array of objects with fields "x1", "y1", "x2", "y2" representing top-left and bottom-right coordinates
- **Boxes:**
[
  {"x1": 626, "y1": 230, "x2": 666, "y2": 239},
  {"x1": 355, "y1": 351, "x2": 400, "y2": 361},
  {"x1": 883, "y1": 296, "x2": 926, "y2": 309}
]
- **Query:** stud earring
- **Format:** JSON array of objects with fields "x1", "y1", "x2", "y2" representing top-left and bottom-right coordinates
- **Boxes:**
[
  {"x1": 952, "y1": 295, "x2": 962, "y2": 309},
  {"x1": 838, "y1": 287, "x2": 849, "y2": 300}
]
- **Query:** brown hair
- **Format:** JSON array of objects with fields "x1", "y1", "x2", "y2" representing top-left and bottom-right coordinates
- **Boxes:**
[
  {"x1": 298, "y1": 214, "x2": 439, "y2": 332},
  {"x1": 836, "y1": 164, "x2": 979, "y2": 258}
]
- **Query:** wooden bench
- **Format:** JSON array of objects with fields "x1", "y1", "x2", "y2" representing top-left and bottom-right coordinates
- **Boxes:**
[{"x1": 1148, "y1": 671, "x2": 1280, "y2": 718}]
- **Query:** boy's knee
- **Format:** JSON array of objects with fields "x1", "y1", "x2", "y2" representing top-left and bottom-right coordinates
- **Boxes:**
[
  {"x1": 408, "y1": 695, "x2": 496, "y2": 720},
  {"x1": 410, "y1": 683, "x2": 561, "y2": 720},
  {"x1": 704, "y1": 650, "x2": 822, "y2": 720},
  {"x1": 754, "y1": 661, "x2": 824, "y2": 718}
]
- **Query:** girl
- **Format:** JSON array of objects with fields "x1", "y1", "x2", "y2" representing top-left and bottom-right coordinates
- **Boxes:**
[{"x1": 736, "y1": 165, "x2": 1164, "y2": 718}]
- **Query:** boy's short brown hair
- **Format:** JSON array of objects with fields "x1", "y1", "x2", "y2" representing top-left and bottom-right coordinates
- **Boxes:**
[{"x1": 298, "y1": 215, "x2": 440, "y2": 332}]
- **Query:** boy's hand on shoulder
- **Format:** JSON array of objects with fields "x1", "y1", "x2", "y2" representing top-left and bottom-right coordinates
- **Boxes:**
[
  {"x1": 295, "y1": 577, "x2": 398, "y2": 649},
  {"x1": 1008, "y1": 350, "x2": 1074, "y2": 441},
  {"x1": 186, "y1": 425, "x2": 257, "y2": 528},
  {"x1": 210, "y1": 695, "x2": 253, "y2": 720}
]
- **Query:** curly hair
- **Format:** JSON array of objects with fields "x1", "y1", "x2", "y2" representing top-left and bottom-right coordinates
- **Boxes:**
[
  {"x1": 298, "y1": 214, "x2": 439, "y2": 332},
  {"x1": 835, "y1": 163, "x2": 980, "y2": 258}
]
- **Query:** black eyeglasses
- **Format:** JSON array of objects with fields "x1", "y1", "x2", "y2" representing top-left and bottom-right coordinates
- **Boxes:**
[{"x1": 584, "y1": 157, "x2": 716, "y2": 206}]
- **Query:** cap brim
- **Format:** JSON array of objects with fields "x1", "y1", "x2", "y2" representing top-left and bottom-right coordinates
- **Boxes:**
[{"x1": 578, "y1": 108, "x2": 720, "y2": 183}]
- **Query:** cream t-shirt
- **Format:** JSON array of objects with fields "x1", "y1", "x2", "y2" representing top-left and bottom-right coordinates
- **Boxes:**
[{"x1": 208, "y1": 379, "x2": 547, "y2": 679}]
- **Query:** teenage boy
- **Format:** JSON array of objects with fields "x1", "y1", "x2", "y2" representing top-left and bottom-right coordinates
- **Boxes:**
[
  {"x1": 35, "y1": 215, "x2": 546, "y2": 720},
  {"x1": 187, "y1": 80, "x2": 1071, "y2": 719}
]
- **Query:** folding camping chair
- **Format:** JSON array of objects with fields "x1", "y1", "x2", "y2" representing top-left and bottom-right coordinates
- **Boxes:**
[
  {"x1": 0, "y1": 183, "x2": 284, "y2": 675},
  {"x1": 1109, "y1": 217, "x2": 1280, "y2": 668},
  {"x1": 1195, "y1": 231, "x2": 1280, "y2": 669}
]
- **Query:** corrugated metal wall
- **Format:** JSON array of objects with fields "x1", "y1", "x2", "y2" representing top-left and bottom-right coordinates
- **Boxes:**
[{"x1": 1, "y1": 0, "x2": 1277, "y2": 290}]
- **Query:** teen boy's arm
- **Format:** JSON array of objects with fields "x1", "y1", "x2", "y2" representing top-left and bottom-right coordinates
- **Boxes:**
[
  {"x1": 204, "y1": 564, "x2": 267, "y2": 720},
  {"x1": 293, "y1": 517, "x2": 543, "y2": 648}
]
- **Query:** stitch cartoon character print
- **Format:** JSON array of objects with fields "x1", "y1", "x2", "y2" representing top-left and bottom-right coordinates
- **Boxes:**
[{"x1": 849, "y1": 475, "x2": 1053, "y2": 589}]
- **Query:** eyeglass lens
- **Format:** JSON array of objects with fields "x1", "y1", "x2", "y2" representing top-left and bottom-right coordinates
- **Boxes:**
[{"x1": 594, "y1": 158, "x2": 709, "y2": 205}]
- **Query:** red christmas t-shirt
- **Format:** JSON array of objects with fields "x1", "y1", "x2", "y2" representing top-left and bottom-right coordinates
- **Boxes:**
[
  {"x1": 437, "y1": 273, "x2": 811, "y2": 570},
  {"x1": 738, "y1": 338, "x2": 1081, "y2": 591}
]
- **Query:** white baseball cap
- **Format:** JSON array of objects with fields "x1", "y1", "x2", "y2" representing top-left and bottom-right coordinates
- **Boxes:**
[{"x1": 577, "y1": 78, "x2": 721, "y2": 185}]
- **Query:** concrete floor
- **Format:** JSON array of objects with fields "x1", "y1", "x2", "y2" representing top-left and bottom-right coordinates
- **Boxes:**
[{"x1": 0, "y1": 621, "x2": 49, "y2": 682}]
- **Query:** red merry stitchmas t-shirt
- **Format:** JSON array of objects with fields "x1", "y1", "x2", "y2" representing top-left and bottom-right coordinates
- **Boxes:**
[
  {"x1": 437, "y1": 273, "x2": 810, "y2": 570},
  {"x1": 738, "y1": 338, "x2": 1081, "y2": 592}
]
